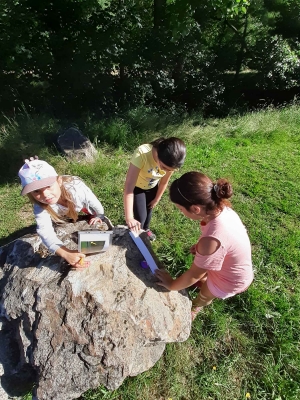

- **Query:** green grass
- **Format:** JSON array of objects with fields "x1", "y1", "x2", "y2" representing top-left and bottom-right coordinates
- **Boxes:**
[{"x1": 0, "y1": 105, "x2": 299, "y2": 400}]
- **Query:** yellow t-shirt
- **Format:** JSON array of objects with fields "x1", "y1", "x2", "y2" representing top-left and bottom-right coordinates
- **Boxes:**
[{"x1": 130, "y1": 144, "x2": 166, "y2": 189}]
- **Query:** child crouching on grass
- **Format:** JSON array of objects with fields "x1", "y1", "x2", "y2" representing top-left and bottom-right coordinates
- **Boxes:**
[
  {"x1": 18, "y1": 157, "x2": 105, "y2": 269},
  {"x1": 155, "y1": 171, "x2": 253, "y2": 320}
]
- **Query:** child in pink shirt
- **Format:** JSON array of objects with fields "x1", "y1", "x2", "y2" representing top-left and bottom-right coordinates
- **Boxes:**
[{"x1": 155, "y1": 171, "x2": 253, "y2": 320}]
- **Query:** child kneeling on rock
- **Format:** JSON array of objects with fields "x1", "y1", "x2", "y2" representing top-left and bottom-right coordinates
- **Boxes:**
[
  {"x1": 155, "y1": 171, "x2": 253, "y2": 321},
  {"x1": 18, "y1": 157, "x2": 105, "y2": 269}
]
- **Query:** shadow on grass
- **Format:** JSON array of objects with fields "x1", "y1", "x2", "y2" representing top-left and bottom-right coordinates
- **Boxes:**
[{"x1": 0, "y1": 224, "x2": 37, "y2": 248}]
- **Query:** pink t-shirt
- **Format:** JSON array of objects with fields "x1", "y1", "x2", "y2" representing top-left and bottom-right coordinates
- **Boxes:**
[{"x1": 194, "y1": 207, "x2": 253, "y2": 297}]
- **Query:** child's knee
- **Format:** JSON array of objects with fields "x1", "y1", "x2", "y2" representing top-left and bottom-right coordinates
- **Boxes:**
[
  {"x1": 193, "y1": 285, "x2": 216, "y2": 307},
  {"x1": 198, "y1": 292, "x2": 210, "y2": 303}
]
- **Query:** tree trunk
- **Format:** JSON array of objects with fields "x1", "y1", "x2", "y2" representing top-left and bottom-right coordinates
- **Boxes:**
[
  {"x1": 234, "y1": 12, "x2": 248, "y2": 84},
  {"x1": 119, "y1": 63, "x2": 126, "y2": 106},
  {"x1": 154, "y1": 0, "x2": 166, "y2": 29}
]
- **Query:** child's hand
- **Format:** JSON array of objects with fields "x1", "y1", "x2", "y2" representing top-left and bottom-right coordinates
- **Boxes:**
[
  {"x1": 148, "y1": 199, "x2": 159, "y2": 209},
  {"x1": 126, "y1": 218, "x2": 141, "y2": 233},
  {"x1": 89, "y1": 217, "x2": 102, "y2": 225},
  {"x1": 68, "y1": 251, "x2": 90, "y2": 269},
  {"x1": 57, "y1": 247, "x2": 90, "y2": 269},
  {"x1": 190, "y1": 244, "x2": 197, "y2": 255},
  {"x1": 155, "y1": 269, "x2": 174, "y2": 290}
]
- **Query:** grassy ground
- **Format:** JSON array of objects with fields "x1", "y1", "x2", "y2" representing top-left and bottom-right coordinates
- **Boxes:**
[{"x1": 1, "y1": 105, "x2": 300, "y2": 400}]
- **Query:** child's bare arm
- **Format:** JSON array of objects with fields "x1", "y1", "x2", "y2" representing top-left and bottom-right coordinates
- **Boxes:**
[
  {"x1": 123, "y1": 163, "x2": 141, "y2": 232},
  {"x1": 56, "y1": 247, "x2": 90, "y2": 269},
  {"x1": 155, "y1": 263, "x2": 207, "y2": 291},
  {"x1": 148, "y1": 171, "x2": 173, "y2": 209}
]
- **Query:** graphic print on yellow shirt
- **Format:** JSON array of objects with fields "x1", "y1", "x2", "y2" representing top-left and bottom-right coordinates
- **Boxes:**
[{"x1": 130, "y1": 144, "x2": 166, "y2": 189}]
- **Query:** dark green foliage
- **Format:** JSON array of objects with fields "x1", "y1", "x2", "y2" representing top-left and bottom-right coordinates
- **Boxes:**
[{"x1": 0, "y1": 0, "x2": 299, "y2": 118}]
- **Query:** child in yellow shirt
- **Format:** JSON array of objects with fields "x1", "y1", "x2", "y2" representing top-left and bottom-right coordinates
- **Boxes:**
[{"x1": 124, "y1": 137, "x2": 186, "y2": 240}]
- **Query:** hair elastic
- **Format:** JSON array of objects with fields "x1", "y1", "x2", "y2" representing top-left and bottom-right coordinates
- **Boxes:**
[
  {"x1": 214, "y1": 184, "x2": 220, "y2": 198},
  {"x1": 177, "y1": 181, "x2": 192, "y2": 203}
]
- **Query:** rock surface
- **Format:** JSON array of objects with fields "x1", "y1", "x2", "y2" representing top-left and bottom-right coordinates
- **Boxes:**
[
  {"x1": 57, "y1": 127, "x2": 98, "y2": 162},
  {"x1": 0, "y1": 221, "x2": 191, "y2": 400}
]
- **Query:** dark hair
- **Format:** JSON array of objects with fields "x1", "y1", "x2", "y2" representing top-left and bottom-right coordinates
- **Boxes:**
[
  {"x1": 169, "y1": 171, "x2": 233, "y2": 213},
  {"x1": 151, "y1": 137, "x2": 186, "y2": 168}
]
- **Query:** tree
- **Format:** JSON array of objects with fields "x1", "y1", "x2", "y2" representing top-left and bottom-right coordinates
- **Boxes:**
[{"x1": 0, "y1": 0, "x2": 299, "y2": 117}]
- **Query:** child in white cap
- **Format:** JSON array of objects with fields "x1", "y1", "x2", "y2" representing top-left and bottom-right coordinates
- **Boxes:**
[{"x1": 18, "y1": 156, "x2": 105, "y2": 269}]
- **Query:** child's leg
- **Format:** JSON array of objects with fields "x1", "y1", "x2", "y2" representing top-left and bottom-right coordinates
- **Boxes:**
[
  {"x1": 191, "y1": 272, "x2": 207, "y2": 289},
  {"x1": 192, "y1": 281, "x2": 216, "y2": 308},
  {"x1": 133, "y1": 189, "x2": 147, "y2": 228},
  {"x1": 144, "y1": 186, "x2": 158, "y2": 230},
  {"x1": 144, "y1": 208, "x2": 153, "y2": 231}
]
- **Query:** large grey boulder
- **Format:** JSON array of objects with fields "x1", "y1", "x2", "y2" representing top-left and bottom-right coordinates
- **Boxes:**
[
  {"x1": 0, "y1": 221, "x2": 191, "y2": 400},
  {"x1": 57, "y1": 127, "x2": 97, "y2": 162}
]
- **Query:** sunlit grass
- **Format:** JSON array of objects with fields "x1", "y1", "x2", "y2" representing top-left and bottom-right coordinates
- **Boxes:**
[{"x1": 1, "y1": 105, "x2": 298, "y2": 400}]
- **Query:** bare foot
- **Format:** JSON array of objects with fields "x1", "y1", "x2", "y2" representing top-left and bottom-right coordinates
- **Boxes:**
[{"x1": 191, "y1": 306, "x2": 203, "y2": 321}]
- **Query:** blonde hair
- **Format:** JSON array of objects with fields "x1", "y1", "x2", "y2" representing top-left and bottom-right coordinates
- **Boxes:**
[{"x1": 27, "y1": 176, "x2": 79, "y2": 223}]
